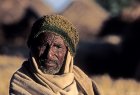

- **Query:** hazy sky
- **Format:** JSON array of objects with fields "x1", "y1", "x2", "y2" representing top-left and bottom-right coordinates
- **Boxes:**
[{"x1": 42, "y1": 0, "x2": 72, "y2": 12}]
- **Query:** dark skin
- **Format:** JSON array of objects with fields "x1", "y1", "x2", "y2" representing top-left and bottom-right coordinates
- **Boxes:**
[{"x1": 30, "y1": 32, "x2": 67, "y2": 74}]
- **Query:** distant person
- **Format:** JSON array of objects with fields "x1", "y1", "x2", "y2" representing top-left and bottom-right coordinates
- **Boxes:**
[{"x1": 9, "y1": 15, "x2": 102, "y2": 95}]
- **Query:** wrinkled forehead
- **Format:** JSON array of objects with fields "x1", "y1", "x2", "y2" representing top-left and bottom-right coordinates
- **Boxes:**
[{"x1": 35, "y1": 32, "x2": 66, "y2": 45}]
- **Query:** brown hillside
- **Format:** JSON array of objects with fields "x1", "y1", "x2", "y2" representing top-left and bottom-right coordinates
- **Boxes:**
[{"x1": 121, "y1": 2, "x2": 140, "y2": 22}]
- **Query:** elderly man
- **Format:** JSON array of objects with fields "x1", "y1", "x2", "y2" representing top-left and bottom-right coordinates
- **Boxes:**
[{"x1": 9, "y1": 15, "x2": 101, "y2": 95}]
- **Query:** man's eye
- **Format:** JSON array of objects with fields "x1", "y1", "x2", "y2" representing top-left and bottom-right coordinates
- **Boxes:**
[{"x1": 55, "y1": 44, "x2": 61, "y2": 48}]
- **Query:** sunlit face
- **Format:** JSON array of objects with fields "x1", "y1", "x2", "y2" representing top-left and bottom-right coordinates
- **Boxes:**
[{"x1": 31, "y1": 32, "x2": 67, "y2": 74}]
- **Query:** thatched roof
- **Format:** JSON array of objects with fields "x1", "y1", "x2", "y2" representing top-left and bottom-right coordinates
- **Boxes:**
[
  {"x1": 30, "y1": 0, "x2": 53, "y2": 16},
  {"x1": 61, "y1": 0, "x2": 109, "y2": 41},
  {"x1": 0, "y1": 0, "x2": 53, "y2": 24}
]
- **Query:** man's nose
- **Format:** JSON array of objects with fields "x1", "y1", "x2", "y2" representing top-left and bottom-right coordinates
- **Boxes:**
[{"x1": 47, "y1": 47, "x2": 54, "y2": 59}]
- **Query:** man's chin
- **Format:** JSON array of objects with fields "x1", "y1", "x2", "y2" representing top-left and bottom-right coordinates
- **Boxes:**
[
  {"x1": 39, "y1": 65, "x2": 60, "y2": 75},
  {"x1": 44, "y1": 69, "x2": 60, "y2": 75}
]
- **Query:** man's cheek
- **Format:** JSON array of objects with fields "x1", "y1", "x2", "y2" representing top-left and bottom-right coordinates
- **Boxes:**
[{"x1": 59, "y1": 56, "x2": 65, "y2": 63}]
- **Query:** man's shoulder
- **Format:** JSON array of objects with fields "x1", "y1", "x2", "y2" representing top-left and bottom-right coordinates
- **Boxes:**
[
  {"x1": 73, "y1": 65, "x2": 89, "y2": 78},
  {"x1": 73, "y1": 65, "x2": 102, "y2": 95},
  {"x1": 10, "y1": 60, "x2": 30, "y2": 81}
]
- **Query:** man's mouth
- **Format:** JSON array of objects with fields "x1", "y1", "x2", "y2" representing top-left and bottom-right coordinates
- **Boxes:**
[
  {"x1": 40, "y1": 59, "x2": 58, "y2": 67},
  {"x1": 46, "y1": 63, "x2": 56, "y2": 67}
]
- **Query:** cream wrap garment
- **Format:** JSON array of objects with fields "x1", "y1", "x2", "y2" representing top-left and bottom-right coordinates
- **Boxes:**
[{"x1": 9, "y1": 51, "x2": 101, "y2": 95}]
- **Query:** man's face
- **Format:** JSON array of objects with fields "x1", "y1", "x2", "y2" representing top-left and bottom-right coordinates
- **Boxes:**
[{"x1": 31, "y1": 32, "x2": 67, "y2": 74}]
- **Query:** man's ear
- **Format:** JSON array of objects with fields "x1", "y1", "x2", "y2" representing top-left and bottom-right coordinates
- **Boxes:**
[
  {"x1": 57, "y1": 49, "x2": 68, "y2": 74},
  {"x1": 64, "y1": 48, "x2": 68, "y2": 63}
]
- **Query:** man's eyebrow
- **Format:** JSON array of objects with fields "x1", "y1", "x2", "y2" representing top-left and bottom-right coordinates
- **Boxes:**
[{"x1": 53, "y1": 42, "x2": 62, "y2": 45}]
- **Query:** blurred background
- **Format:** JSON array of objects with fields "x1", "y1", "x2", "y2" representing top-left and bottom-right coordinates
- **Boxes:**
[{"x1": 0, "y1": 0, "x2": 140, "y2": 95}]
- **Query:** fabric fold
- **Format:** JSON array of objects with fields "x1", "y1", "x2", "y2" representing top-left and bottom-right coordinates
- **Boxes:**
[{"x1": 10, "y1": 51, "x2": 101, "y2": 95}]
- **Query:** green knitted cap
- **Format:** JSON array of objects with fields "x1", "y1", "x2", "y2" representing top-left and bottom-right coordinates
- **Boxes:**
[{"x1": 27, "y1": 15, "x2": 79, "y2": 56}]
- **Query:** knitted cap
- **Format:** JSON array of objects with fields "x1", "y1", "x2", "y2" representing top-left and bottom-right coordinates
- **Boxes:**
[{"x1": 27, "y1": 15, "x2": 79, "y2": 56}]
